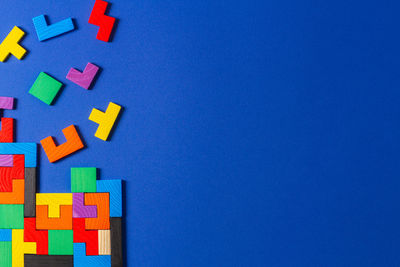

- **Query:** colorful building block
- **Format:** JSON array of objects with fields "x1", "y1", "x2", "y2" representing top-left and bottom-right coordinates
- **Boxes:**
[
  {"x1": 48, "y1": 230, "x2": 73, "y2": 255},
  {"x1": 88, "y1": 0, "x2": 116, "y2": 42},
  {"x1": 32, "y1": 15, "x2": 75, "y2": 41},
  {"x1": 98, "y1": 230, "x2": 110, "y2": 255},
  {"x1": 0, "y1": 155, "x2": 13, "y2": 167},
  {"x1": 24, "y1": 218, "x2": 48, "y2": 255},
  {"x1": 71, "y1": 168, "x2": 97, "y2": 193},
  {"x1": 110, "y1": 218, "x2": 122, "y2": 267},
  {"x1": 85, "y1": 193, "x2": 110, "y2": 230},
  {"x1": 40, "y1": 125, "x2": 84, "y2": 163},
  {"x1": 24, "y1": 255, "x2": 73, "y2": 267},
  {"x1": 97, "y1": 180, "x2": 122, "y2": 217},
  {"x1": 0, "y1": 118, "x2": 14, "y2": 143},
  {"x1": 0, "y1": 143, "x2": 36, "y2": 167},
  {"x1": 73, "y1": 193, "x2": 97, "y2": 218},
  {"x1": 0, "y1": 204, "x2": 24, "y2": 229},
  {"x1": 0, "y1": 179, "x2": 24, "y2": 204},
  {"x1": 73, "y1": 218, "x2": 98, "y2": 255},
  {"x1": 29, "y1": 72, "x2": 63, "y2": 105},
  {"x1": 0, "y1": 242, "x2": 11, "y2": 267},
  {"x1": 0, "y1": 230, "x2": 11, "y2": 242},
  {"x1": 73, "y1": 243, "x2": 110, "y2": 267},
  {"x1": 66, "y1": 63, "x2": 99, "y2": 89},
  {"x1": 0, "y1": 26, "x2": 27, "y2": 62},
  {"x1": 12, "y1": 229, "x2": 36, "y2": 267},
  {"x1": 0, "y1": 154, "x2": 24, "y2": 192},
  {"x1": 24, "y1": 168, "x2": 36, "y2": 218},
  {"x1": 36, "y1": 205, "x2": 72, "y2": 230},
  {"x1": 36, "y1": 193, "x2": 72, "y2": 218},
  {"x1": 89, "y1": 102, "x2": 121, "y2": 141},
  {"x1": 0, "y1": 97, "x2": 14, "y2": 110}
]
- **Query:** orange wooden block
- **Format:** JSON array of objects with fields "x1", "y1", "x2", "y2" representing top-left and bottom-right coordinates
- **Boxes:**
[
  {"x1": 0, "y1": 118, "x2": 14, "y2": 142},
  {"x1": 0, "y1": 179, "x2": 24, "y2": 204},
  {"x1": 85, "y1": 193, "x2": 110, "y2": 230},
  {"x1": 40, "y1": 125, "x2": 84, "y2": 163},
  {"x1": 36, "y1": 205, "x2": 72, "y2": 230}
]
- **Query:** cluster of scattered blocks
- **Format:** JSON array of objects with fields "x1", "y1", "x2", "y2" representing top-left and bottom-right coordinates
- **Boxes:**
[{"x1": 0, "y1": 98, "x2": 123, "y2": 267}]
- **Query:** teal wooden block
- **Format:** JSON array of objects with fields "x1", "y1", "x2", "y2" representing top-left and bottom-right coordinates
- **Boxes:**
[
  {"x1": 0, "y1": 143, "x2": 36, "y2": 167},
  {"x1": 32, "y1": 15, "x2": 75, "y2": 41},
  {"x1": 29, "y1": 72, "x2": 63, "y2": 105},
  {"x1": 97, "y1": 179, "x2": 122, "y2": 217}
]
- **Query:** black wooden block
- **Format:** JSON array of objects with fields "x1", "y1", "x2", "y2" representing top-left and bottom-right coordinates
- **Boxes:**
[
  {"x1": 111, "y1": 217, "x2": 123, "y2": 267},
  {"x1": 24, "y1": 167, "x2": 37, "y2": 217},
  {"x1": 24, "y1": 255, "x2": 73, "y2": 267}
]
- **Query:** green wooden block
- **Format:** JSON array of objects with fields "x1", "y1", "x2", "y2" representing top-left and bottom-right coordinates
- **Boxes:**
[
  {"x1": 0, "y1": 205, "x2": 23, "y2": 229},
  {"x1": 71, "y1": 167, "x2": 97, "y2": 193},
  {"x1": 29, "y1": 72, "x2": 62, "y2": 105},
  {"x1": 0, "y1": 242, "x2": 11, "y2": 267},
  {"x1": 48, "y1": 230, "x2": 73, "y2": 255}
]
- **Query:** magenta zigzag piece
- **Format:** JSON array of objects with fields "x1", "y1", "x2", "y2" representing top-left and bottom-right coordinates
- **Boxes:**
[
  {"x1": 66, "y1": 62, "x2": 99, "y2": 89},
  {"x1": 0, "y1": 97, "x2": 14, "y2": 109},
  {"x1": 0, "y1": 155, "x2": 13, "y2": 166},
  {"x1": 72, "y1": 193, "x2": 97, "y2": 218}
]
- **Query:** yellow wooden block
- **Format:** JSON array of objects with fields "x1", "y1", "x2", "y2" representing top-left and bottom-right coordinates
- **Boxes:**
[
  {"x1": 36, "y1": 193, "x2": 73, "y2": 218},
  {"x1": 89, "y1": 102, "x2": 121, "y2": 141},
  {"x1": 98, "y1": 230, "x2": 111, "y2": 255},
  {"x1": 12, "y1": 229, "x2": 36, "y2": 267},
  {"x1": 0, "y1": 26, "x2": 27, "y2": 62}
]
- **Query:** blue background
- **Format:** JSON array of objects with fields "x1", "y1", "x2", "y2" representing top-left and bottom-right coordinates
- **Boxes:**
[{"x1": 0, "y1": 0, "x2": 398, "y2": 266}]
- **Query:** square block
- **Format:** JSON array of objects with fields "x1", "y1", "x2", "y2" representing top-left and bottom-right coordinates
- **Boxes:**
[
  {"x1": 29, "y1": 72, "x2": 62, "y2": 105},
  {"x1": 0, "y1": 242, "x2": 11, "y2": 267},
  {"x1": 48, "y1": 230, "x2": 73, "y2": 255},
  {"x1": 0, "y1": 229, "x2": 11, "y2": 241},
  {"x1": 71, "y1": 168, "x2": 97, "y2": 193},
  {"x1": 0, "y1": 205, "x2": 23, "y2": 229}
]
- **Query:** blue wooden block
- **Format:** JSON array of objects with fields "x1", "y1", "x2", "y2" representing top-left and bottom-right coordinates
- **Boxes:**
[
  {"x1": 0, "y1": 143, "x2": 36, "y2": 167},
  {"x1": 73, "y1": 243, "x2": 111, "y2": 267},
  {"x1": 0, "y1": 229, "x2": 11, "y2": 241},
  {"x1": 97, "y1": 179, "x2": 122, "y2": 217},
  {"x1": 32, "y1": 15, "x2": 75, "y2": 41}
]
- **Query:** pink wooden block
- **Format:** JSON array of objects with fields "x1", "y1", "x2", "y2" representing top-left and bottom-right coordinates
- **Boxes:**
[
  {"x1": 0, "y1": 97, "x2": 14, "y2": 109},
  {"x1": 0, "y1": 155, "x2": 13, "y2": 166},
  {"x1": 73, "y1": 193, "x2": 97, "y2": 218},
  {"x1": 66, "y1": 63, "x2": 99, "y2": 89}
]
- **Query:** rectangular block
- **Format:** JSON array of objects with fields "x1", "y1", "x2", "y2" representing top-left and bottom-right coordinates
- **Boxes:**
[
  {"x1": 98, "y1": 230, "x2": 110, "y2": 255},
  {"x1": 0, "y1": 155, "x2": 13, "y2": 167},
  {"x1": 24, "y1": 255, "x2": 73, "y2": 267},
  {"x1": 71, "y1": 167, "x2": 97, "y2": 193},
  {"x1": 0, "y1": 204, "x2": 23, "y2": 229},
  {"x1": 48, "y1": 230, "x2": 73, "y2": 255},
  {"x1": 24, "y1": 168, "x2": 37, "y2": 217},
  {"x1": 29, "y1": 72, "x2": 62, "y2": 105},
  {"x1": 110, "y1": 217, "x2": 122, "y2": 267},
  {"x1": 0, "y1": 143, "x2": 36, "y2": 167},
  {"x1": 0, "y1": 229, "x2": 11, "y2": 241},
  {"x1": 0, "y1": 97, "x2": 14, "y2": 110},
  {"x1": 97, "y1": 180, "x2": 122, "y2": 217},
  {"x1": 0, "y1": 242, "x2": 11, "y2": 267}
]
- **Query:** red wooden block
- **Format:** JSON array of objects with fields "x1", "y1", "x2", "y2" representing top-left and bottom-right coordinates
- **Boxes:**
[
  {"x1": 0, "y1": 118, "x2": 13, "y2": 142},
  {"x1": 88, "y1": 0, "x2": 116, "y2": 42},
  {"x1": 73, "y1": 218, "x2": 98, "y2": 255},
  {"x1": 0, "y1": 155, "x2": 24, "y2": 192},
  {"x1": 24, "y1": 218, "x2": 48, "y2": 255}
]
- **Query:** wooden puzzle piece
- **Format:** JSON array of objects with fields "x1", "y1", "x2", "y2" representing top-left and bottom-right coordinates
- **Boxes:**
[
  {"x1": 0, "y1": 143, "x2": 36, "y2": 167},
  {"x1": 32, "y1": 15, "x2": 75, "y2": 42},
  {"x1": 12, "y1": 229, "x2": 36, "y2": 267},
  {"x1": 71, "y1": 167, "x2": 97, "y2": 193},
  {"x1": 0, "y1": 155, "x2": 24, "y2": 192},
  {"x1": 73, "y1": 218, "x2": 98, "y2": 255},
  {"x1": 24, "y1": 218, "x2": 48, "y2": 255},
  {"x1": 40, "y1": 125, "x2": 84, "y2": 163},
  {"x1": 98, "y1": 230, "x2": 110, "y2": 255},
  {"x1": 0, "y1": 179, "x2": 24, "y2": 204},
  {"x1": 0, "y1": 118, "x2": 14, "y2": 143},
  {"x1": 73, "y1": 193, "x2": 97, "y2": 218},
  {"x1": 24, "y1": 168, "x2": 36, "y2": 218},
  {"x1": 0, "y1": 229, "x2": 11, "y2": 241},
  {"x1": 48, "y1": 230, "x2": 73, "y2": 255},
  {"x1": 0, "y1": 97, "x2": 14, "y2": 110},
  {"x1": 73, "y1": 243, "x2": 111, "y2": 267},
  {"x1": 36, "y1": 205, "x2": 72, "y2": 230},
  {"x1": 36, "y1": 193, "x2": 72, "y2": 218},
  {"x1": 66, "y1": 63, "x2": 99, "y2": 90},
  {"x1": 89, "y1": 102, "x2": 121, "y2": 141},
  {"x1": 88, "y1": 0, "x2": 116, "y2": 42},
  {"x1": 0, "y1": 26, "x2": 27, "y2": 62},
  {"x1": 0, "y1": 241, "x2": 12, "y2": 267},
  {"x1": 97, "y1": 180, "x2": 122, "y2": 217},
  {"x1": 110, "y1": 217, "x2": 122, "y2": 267},
  {"x1": 85, "y1": 193, "x2": 110, "y2": 230},
  {"x1": 0, "y1": 155, "x2": 13, "y2": 167},
  {"x1": 29, "y1": 72, "x2": 63, "y2": 106},
  {"x1": 24, "y1": 255, "x2": 73, "y2": 267},
  {"x1": 0, "y1": 205, "x2": 23, "y2": 229}
]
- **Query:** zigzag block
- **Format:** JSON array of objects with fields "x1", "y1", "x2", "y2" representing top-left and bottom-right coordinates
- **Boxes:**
[
  {"x1": 0, "y1": 97, "x2": 14, "y2": 109},
  {"x1": 0, "y1": 118, "x2": 14, "y2": 142},
  {"x1": 73, "y1": 193, "x2": 97, "y2": 218},
  {"x1": 89, "y1": 102, "x2": 121, "y2": 141},
  {"x1": 36, "y1": 205, "x2": 72, "y2": 230},
  {"x1": 40, "y1": 125, "x2": 84, "y2": 163},
  {"x1": 36, "y1": 193, "x2": 72, "y2": 218},
  {"x1": 0, "y1": 179, "x2": 24, "y2": 204},
  {"x1": 32, "y1": 15, "x2": 75, "y2": 41},
  {"x1": 24, "y1": 218, "x2": 48, "y2": 255},
  {"x1": 0, "y1": 143, "x2": 37, "y2": 167},
  {"x1": 88, "y1": 0, "x2": 116, "y2": 42},
  {"x1": 12, "y1": 229, "x2": 36, "y2": 267},
  {"x1": 73, "y1": 218, "x2": 98, "y2": 255},
  {"x1": 66, "y1": 63, "x2": 99, "y2": 89},
  {"x1": 0, "y1": 154, "x2": 24, "y2": 192},
  {"x1": 73, "y1": 243, "x2": 110, "y2": 267},
  {"x1": 85, "y1": 193, "x2": 110, "y2": 230},
  {"x1": 0, "y1": 26, "x2": 27, "y2": 62},
  {"x1": 97, "y1": 180, "x2": 122, "y2": 217}
]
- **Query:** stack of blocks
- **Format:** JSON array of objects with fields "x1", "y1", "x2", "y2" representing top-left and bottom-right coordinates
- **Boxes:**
[{"x1": 0, "y1": 99, "x2": 123, "y2": 267}]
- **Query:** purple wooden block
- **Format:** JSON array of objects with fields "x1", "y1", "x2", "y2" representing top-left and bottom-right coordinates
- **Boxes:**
[
  {"x1": 0, "y1": 155, "x2": 13, "y2": 167},
  {"x1": 73, "y1": 193, "x2": 97, "y2": 218},
  {"x1": 0, "y1": 97, "x2": 14, "y2": 109},
  {"x1": 66, "y1": 63, "x2": 99, "y2": 89}
]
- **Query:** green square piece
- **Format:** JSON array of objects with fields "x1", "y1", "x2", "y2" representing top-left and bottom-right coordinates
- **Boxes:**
[
  {"x1": 71, "y1": 167, "x2": 97, "y2": 193},
  {"x1": 0, "y1": 242, "x2": 11, "y2": 267},
  {"x1": 29, "y1": 72, "x2": 62, "y2": 105},
  {"x1": 48, "y1": 230, "x2": 73, "y2": 255},
  {"x1": 0, "y1": 205, "x2": 23, "y2": 229}
]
